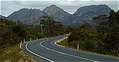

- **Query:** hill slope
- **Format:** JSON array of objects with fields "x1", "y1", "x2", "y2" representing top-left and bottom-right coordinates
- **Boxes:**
[
  {"x1": 72, "y1": 5, "x2": 111, "y2": 25},
  {"x1": 43, "y1": 5, "x2": 72, "y2": 25},
  {"x1": 8, "y1": 8, "x2": 47, "y2": 25}
]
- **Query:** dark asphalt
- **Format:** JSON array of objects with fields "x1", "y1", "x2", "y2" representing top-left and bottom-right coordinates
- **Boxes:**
[{"x1": 23, "y1": 35, "x2": 119, "y2": 62}]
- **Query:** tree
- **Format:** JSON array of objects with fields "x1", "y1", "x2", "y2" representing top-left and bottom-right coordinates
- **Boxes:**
[
  {"x1": 67, "y1": 23, "x2": 98, "y2": 51},
  {"x1": 40, "y1": 16, "x2": 65, "y2": 36},
  {"x1": 68, "y1": 32, "x2": 79, "y2": 49},
  {"x1": 12, "y1": 25, "x2": 26, "y2": 41},
  {"x1": 96, "y1": 10, "x2": 119, "y2": 55},
  {"x1": 64, "y1": 10, "x2": 119, "y2": 56},
  {"x1": 40, "y1": 16, "x2": 55, "y2": 34}
]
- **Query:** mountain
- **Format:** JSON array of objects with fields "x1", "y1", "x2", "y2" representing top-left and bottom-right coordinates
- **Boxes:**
[
  {"x1": 72, "y1": 5, "x2": 111, "y2": 26},
  {"x1": 0, "y1": 15, "x2": 7, "y2": 19},
  {"x1": 7, "y1": 5, "x2": 111, "y2": 26},
  {"x1": 8, "y1": 8, "x2": 47, "y2": 25},
  {"x1": 43, "y1": 5, "x2": 72, "y2": 25}
]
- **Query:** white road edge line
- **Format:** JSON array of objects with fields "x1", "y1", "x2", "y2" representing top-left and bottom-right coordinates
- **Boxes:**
[
  {"x1": 40, "y1": 37, "x2": 100, "y2": 62},
  {"x1": 25, "y1": 41, "x2": 54, "y2": 62}
]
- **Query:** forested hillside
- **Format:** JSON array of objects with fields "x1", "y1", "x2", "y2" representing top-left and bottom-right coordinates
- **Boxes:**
[
  {"x1": 0, "y1": 16, "x2": 65, "y2": 62},
  {"x1": 60, "y1": 10, "x2": 119, "y2": 56},
  {"x1": 0, "y1": 18, "x2": 41, "y2": 62}
]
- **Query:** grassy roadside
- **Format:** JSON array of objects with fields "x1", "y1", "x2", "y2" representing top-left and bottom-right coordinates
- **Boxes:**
[
  {"x1": 56, "y1": 39, "x2": 69, "y2": 47},
  {"x1": 57, "y1": 39, "x2": 119, "y2": 58},
  {"x1": 0, "y1": 44, "x2": 36, "y2": 62}
]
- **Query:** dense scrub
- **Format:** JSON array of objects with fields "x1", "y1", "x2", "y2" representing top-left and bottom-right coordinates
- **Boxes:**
[
  {"x1": 64, "y1": 10, "x2": 119, "y2": 56},
  {"x1": 0, "y1": 16, "x2": 65, "y2": 62}
]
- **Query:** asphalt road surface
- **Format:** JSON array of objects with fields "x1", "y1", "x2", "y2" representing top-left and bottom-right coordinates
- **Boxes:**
[{"x1": 23, "y1": 35, "x2": 119, "y2": 62}]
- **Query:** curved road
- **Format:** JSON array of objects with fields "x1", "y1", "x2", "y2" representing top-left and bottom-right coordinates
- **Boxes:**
[{"x1": 23, "y1": 35, "x2": 119, "y2": 62}]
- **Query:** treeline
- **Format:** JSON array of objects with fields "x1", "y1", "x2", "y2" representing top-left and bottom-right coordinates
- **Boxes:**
[
  {"x1": 0, "y1": 16, "x2": 66, "y2": 62},
  {"x1": 0, "y1": 16, "x2": 65, "y2": 51},
  {"x1": 67, "y1": 10, "x2": 119, "y2": 56},
  {"x1": 36, "y1": 16, "x2": 65, "y2": 36},
  {"x1": 0, "y1": 19, "x2": 39, "y2": 50}
]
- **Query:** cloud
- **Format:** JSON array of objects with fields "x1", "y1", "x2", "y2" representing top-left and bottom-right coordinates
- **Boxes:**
[{"x1": 0, "y1": 0, "x2": 119, "y2": 17}]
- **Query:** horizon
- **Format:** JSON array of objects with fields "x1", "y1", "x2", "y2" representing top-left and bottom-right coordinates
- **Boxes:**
[{"x1": 0, "y1": 0, "x2": 119, "y2": 17}]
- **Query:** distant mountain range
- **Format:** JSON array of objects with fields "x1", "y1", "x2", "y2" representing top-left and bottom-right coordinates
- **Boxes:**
[
  {"x1": 8, "y1": 8, "x2": 47, "y2": 24},
  {"x1": 0, "y1": 15, "x2": 7, "y2": 19},
  {"x1": 1, "y1": 5, "x2": 111, "y2": 26},
  {"x1": 43, "y1": 5, "x2": 72, "y2": 25},
  {"x1": 73, "y1": 5, "x2": 111, "y2": 26}
]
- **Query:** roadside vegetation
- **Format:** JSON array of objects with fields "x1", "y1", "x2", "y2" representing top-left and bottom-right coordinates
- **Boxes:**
[
  {"x1": 0, "y1": 19, "x2": 41, "y2": 62},
  {"x1": 0, "y1": 10, "x2": 118, "y2": 62},
  {"x1": 58, "y1": 10, "x2": 119, "y2": 57},
  {"x1": 57, "y1": 39, "x2": 69, "y2": 47},
  {"x1": 0, "y1": 44, "x2": 36, "y2": 62},
  {"x1": 0, "y1": 16, "x2": 65, "y2": 62}
]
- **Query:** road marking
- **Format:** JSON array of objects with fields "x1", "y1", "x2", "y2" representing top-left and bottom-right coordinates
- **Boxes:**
[
  {"x1": 20, "y1": 41, "x2": 22, "y2": 48},
  {"x1": 25, "y1": 41, "x2": 54, "y2": 62},
  {"x1": 54, "y1": 37, "x2": 68, "y2": 47},
  {"x1": 40, "y1": 38, "x2": 100, "y2": 62}
]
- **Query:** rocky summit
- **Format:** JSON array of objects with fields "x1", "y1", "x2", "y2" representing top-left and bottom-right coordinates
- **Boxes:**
[{"x1": 7, "y1": 5, "x2": 111, "y2": 26}]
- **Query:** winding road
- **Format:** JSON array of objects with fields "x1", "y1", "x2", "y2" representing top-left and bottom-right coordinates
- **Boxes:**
[{"x1": 22, "y1": 35, "x2": 119, "y2": 62}]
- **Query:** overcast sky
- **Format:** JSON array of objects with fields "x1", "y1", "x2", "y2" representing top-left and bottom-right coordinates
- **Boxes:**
[{"x1": 0, "y1": 0, "x2": 119, "y2": 17}]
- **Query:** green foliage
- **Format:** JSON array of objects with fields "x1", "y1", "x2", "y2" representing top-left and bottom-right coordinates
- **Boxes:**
[
  {"x1": 63, "y1": 10, "x2": 119, "y2": 56},
  {"x1": 0, "y1": 16, "x2": 66, "y2": 50},
  {"x1": 97, "y1": 10, "x2": 119, "y2": 56},
  {"x1": 0, "y1": 19, "x2": 41, "y2": 49},
  {"x1": 0, "y1": 16, "x2": 66, "y2": 61},
  {"x1": 38, "y1": 16, "x2": 65, "y2": 36},
  {"x1": 57, "y1": 39, "x2": 69, "y2": 47}
]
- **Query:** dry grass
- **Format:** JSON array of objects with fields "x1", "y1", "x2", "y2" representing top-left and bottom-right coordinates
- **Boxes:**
[{"x1": 0, "y1": 44, "x2": 36, "y2": 62}]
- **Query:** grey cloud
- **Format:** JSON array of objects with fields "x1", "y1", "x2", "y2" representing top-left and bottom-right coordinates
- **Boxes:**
[{"x1": 1, "y1": 0, "x2": 119, "y2": 17}]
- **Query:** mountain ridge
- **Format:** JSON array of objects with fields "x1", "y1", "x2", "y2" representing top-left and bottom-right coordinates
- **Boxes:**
[
  {"x1": 43, "y1": 5, "x2": 72, "y2": 25},
  {"x1": 72, "y1": 4, "x2": 111, "y2": 26},
  {"x1": 8, "y1": 8, "x2": 47, "y2": 24},
  {"x1": 7, "y1": 4, "x2": 111, "y2": 26},
  {"x1": 0, "y1": 15, "x2": 7, "y2": 19}
]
